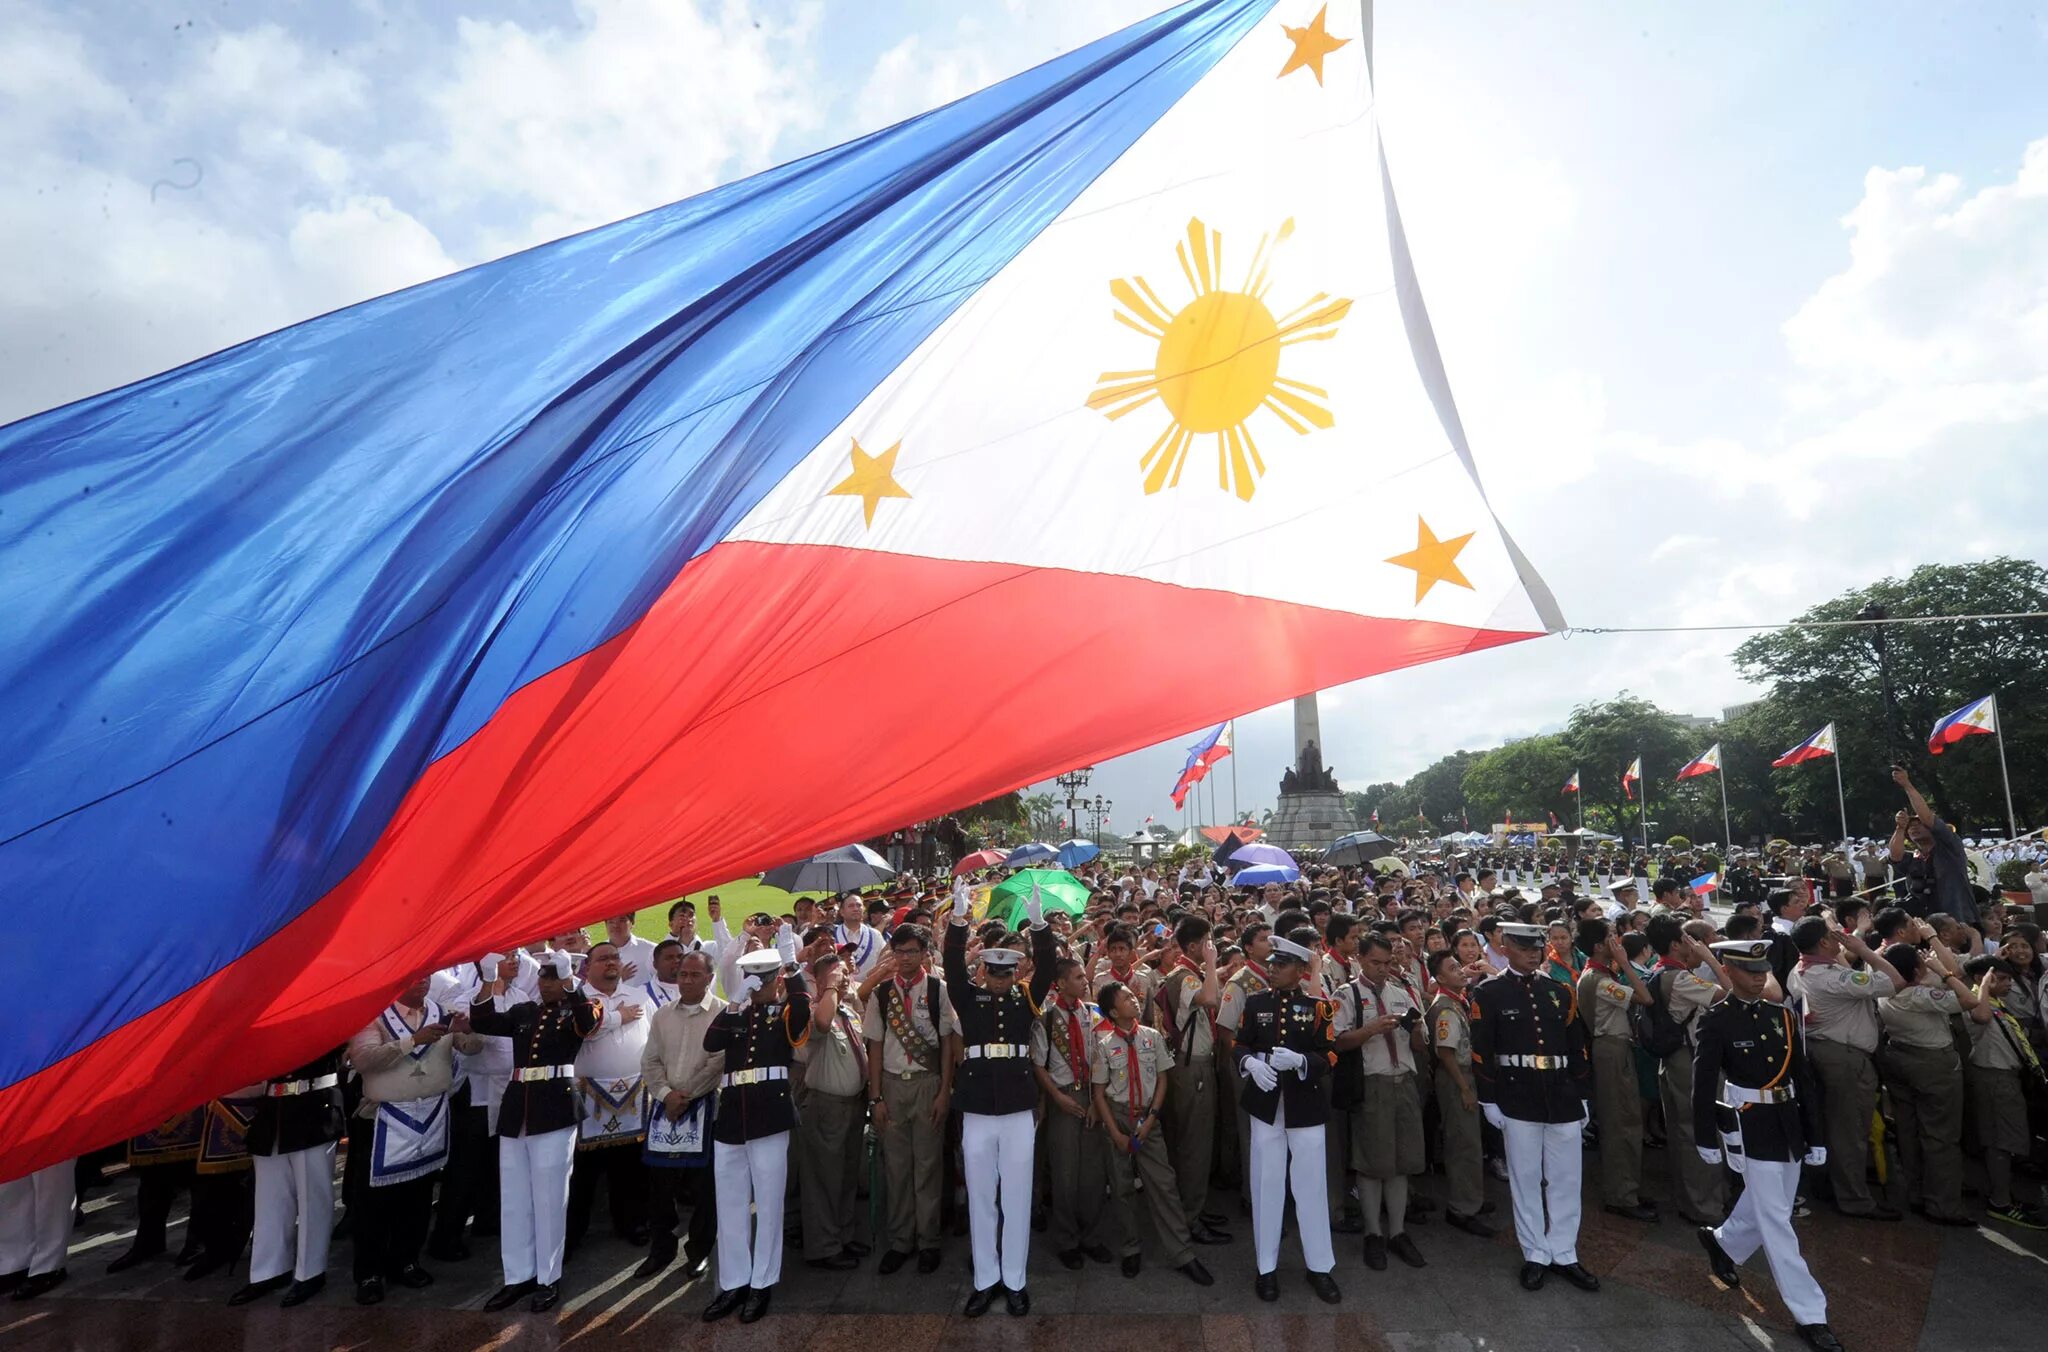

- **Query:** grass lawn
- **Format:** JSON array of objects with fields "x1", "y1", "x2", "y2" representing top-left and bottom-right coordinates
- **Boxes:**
[{"x1": 616, "y1": 876, "x2": 833, "y2": 942}]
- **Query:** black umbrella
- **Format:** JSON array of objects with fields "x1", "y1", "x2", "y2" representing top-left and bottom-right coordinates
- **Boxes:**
[{"x1": 1323, "y1": 830, "x2": 1390, "y2": 866}]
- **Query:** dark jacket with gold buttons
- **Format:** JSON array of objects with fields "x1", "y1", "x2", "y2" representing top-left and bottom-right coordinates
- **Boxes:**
[
  {"x1": 944, "y1": 920, "x2": 1058, "y2": 1116},
  {"x1": 468, "y1": 990, "x2": 601, "y2": 1137},
  {"x1": 1691, "y1": 996, "x2": 1820, "y2": 1163},
  {"x1": 247, "y1": 1046, "x2": 346, "y2": 1156},
  {"x1": 1232, "y1": 987, "x2": 1335, "y2": 1127},
  {"x1": 1470, "y1": 969, "x2": 1591, "y2": 1123},
  {"x1": 703, "y1": 977, "x2": 810, "y2": 1144}
]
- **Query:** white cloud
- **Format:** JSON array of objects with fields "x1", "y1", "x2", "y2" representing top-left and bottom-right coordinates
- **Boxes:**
[{"x1": 852, "y1": 34, "x2": 996, "y2": 136}]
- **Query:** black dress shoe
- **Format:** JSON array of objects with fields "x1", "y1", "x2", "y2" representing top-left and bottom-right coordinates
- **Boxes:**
[
  {"x1": 1083, "y1": 1244, "x2": 1115, "y2": 1265},
  {"x1": 485, "y1": 1280, "x2": 537, "y2": 1311},
  {"x1": 1363, "y1": 1234, "x2": 1388, "y2": 1270},
  {"x1": 1254, "y1": 1271, "x2": 1279, "y2": 1302},
  {"x1": 682, "y1": 1252, "x2": 711, "y2": 1278},
  {"x1": 1199, "y1": 1210, "x2": 1229, "y2": 1228},
  {"x1": 529, "y1": 1282, "x2": 560, "y2": 1313},
  {"x1": 877, "y1": 1249, "x2": 910, "y2": 1275},
  {"x1": 11, "y1": 1271, "x2": 65, "y2": 1301},
  {"x1": 702, "y1": 1286, "x2": 748, "y2": 1322},
  {"x1": 1180, "y1": 1259, "x2": 1214, "y2": 1286},
  {"x1": 1121, "y1": 1253, "x2": 1141, "y2": 1278},
  {"x1": 963, "y1": 1285, "x2": 998, "y2": 1317},
  {"x1": 1698, "y1": 1226, "x2": 1740, "y2": 1288},
  {"x1": 1006, "y1": 1287, "x2": 1029, "y2": 1316},
  {"x1": 1604, "y1": 1202, "x2": 1659, "y2": 1223},
  {"x1": 739, "y1": 1286, "x2": 771, "y2": 1323},
  {"x1": 1552, "y1": 1261, "x2": 1600, "y2": 1292},
  {"x1": 1387, "y1": 1233, "x2": 1426, "y2": 1269},
  {"x1": 280, "y1": 1274, "x2": 326, "y2": 1308},
  {"x1": 1058, "y1": 1248, "x2": 1085, "y2": 1270},
  {"x1": 805, "y1": 1252, "x2": 859, "y2": 1271},
  {"x1": 0, "y1": 1271, "x2": 23, "y2": 1295},
  {"x1": 1797, "y1": 1324, "x2": 1845, "y2": 1352},
  {"x1": 183, "y1": 1252, "x2": 233, "y2": 1283},
  {"x1": 1305, "y1": 1270, "x2": 1341, "y2": 1304},
  {"x1": 634, "y1": 1246, "x2": 676, "y2": 1279},
  {"x1": 1189, "y1": 1226, "x2": 1231, "y2": 1245},
  {"x1": 917, "y1": 1248, "x2": 941, "y2": 1275},
  {"x1": 392, "y1": 1264, "x2": 434, "y2": 1289},
  {"x1": 1519, "y1": 1261, "x2": 1548, "y2": 1291},
  {"x1": 356, "y1": 1277, "x2": 386, "y2": 1306},
  {"x1": 1446, "y1": 1210, "x2": 1495, "y2": 1238},
  {"x1": 228, "y1": 1274, "x2": 291, "y2": 1306},
  {"x1": 108, "y1": 1243, "x2": 165, "y2": 1274}
]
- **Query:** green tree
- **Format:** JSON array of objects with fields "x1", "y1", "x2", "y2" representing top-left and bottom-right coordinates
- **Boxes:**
[
  {"x1": 1733, "y1": 558, "x2": 2048, "y2": 835},
  {"x1": 1460, "y1": 735, "x2": 1574, "y2": 827},
  {"x1": 1342, "y1": 781, "x2": 1402, "y2": 828},
  {"x1": 1561, "y1": 695, "x2": 1693, "y2": 848},
  {"x1": 1407, "y1": 750, "x2": 1484, "y2": 831},
  {"x1": 1021, "y1": 792, "x2": 1063, "y2": 841}
]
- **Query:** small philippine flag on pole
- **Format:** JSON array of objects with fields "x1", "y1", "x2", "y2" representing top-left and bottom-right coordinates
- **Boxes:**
[
  {"x1": 1927, "y1": 696, "x2": 1996, "y2": 755},
  {"x1": 1171, "y1": 722, "x2": 1233, "y2": 809},
  {"x1": 1562, "y1": 770, "x2": 1579, "y2": 794},
  {"x1": 1622, "y1": 758, "x2": 1641, "y2": 801},
  {"x1": 1772, "y1": 723, "x2": 1837, "y2": 768},
  {"x1": 1688, "y1": 871, "x2": 1721, "y2": 896},
  {"x1": 1676, "y1": 744, "x2": 1722, "y2": 780}
]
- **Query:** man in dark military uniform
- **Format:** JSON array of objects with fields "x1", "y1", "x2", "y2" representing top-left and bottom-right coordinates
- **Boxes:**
[
  {"x1": 469, "y1": 951, "x2": 601, "y2": 1312},
  {"x1": 1233, "y1": 927, "x2": 1341, "y2": 1306},
  {"x1": 701, "y1": 931, "x2": 808, "y2": 1325},
  {"x1": 1471, "y1": 922, "x2": 1598, "y2": 1294},
  {"x1": 228, "y1": 1045, "x2": 346, "y2": 1308},
  {"x1": 944, "y1": 882, "x2": 1058, "y2": 1316},
  {"x1": 1694, "y1": 940, "x2": 1841, "y2": 1352}
]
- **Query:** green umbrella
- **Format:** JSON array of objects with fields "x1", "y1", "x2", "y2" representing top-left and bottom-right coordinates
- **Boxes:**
[{"x1": 987, "y1": 869, "x2": 1090, "y2": 927}]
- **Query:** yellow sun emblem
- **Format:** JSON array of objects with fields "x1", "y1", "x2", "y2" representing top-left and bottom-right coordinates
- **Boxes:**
[{"x1": 1088, "y1": 217, "x2": 1351, "y2": 501}]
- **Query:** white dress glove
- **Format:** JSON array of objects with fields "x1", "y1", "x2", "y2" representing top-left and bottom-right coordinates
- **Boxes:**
[
  {"x1": 737, "y1": 973, "x2": 764, "y2": 999},
  {"x1": 1242, "y1": 1056, "x2": 1280, "y2": 1092},
  {"x1": 1697, "y1": 1146, "x2": 1723, "y2": 1166},
  {"x1": 775, "y1": 923, "x2": 799, "y2": 968},
  {"x1": 1803, "y1": 1145, "x2": 1827, "y2": 1167},
  {"x1": 1268, "y1": 1046, "x2": 1308, "y2": 1075},
  {"x1": 1481, "y1": 1103, "x2": 1505, "y2": 1131},
  {"x1": 1025, "y1": 879, "x2": 1045, "y2": 928}
]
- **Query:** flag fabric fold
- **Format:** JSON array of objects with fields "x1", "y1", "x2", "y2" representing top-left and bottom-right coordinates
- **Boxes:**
[
  {"x1": 0, "y1": 0, "x2": 1561, "y2": 1177},
  {"x1": 1772, "y1": 723, "x2": 1837, "y2": 768},
  {"x1": 1928, "y1": 696, "x2": 1996, "y2": 754}
]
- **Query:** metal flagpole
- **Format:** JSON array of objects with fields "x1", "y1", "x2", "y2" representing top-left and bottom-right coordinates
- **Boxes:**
[
  {"x1": 1230, "y1": 718, "x2": 1239, "y2": 825},
  {"x1": 1638, "y1": 754, "x2": 1649, "y2": 851},
  {"x1": 1994, "y1": 694, "x2": 2018, "y2": 839},
  {"x1": 1576, "y1": 771, "x2": 1584, "y2": 832},
  {"x1": 1717, "y1": 762, "x2": 1732, "y2": 854},
  {"x1": 1832, "y1": 737, "x2": 1850, "y2": 853}
]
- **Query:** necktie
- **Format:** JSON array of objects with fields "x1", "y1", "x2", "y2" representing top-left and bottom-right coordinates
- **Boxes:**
[{"x1": 1366, "y1": 982, "x2": 1398, "y2": 1060}]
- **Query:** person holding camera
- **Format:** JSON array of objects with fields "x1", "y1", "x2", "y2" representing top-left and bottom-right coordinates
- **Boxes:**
[
  {"x1": 1334, "y1": 933, "x2": 1429, "y2": 1270},
  {"x1": 1887, "y1": 767, "x2": 1978, "y2": 925}
]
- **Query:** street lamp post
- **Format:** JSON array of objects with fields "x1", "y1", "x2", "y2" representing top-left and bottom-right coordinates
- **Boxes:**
[{"x1": 1056, "y1": 766, "x2": 1092, "y2": 843}]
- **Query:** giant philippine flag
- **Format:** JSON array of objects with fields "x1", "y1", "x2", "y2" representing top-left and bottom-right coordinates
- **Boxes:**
[{"x1": 0, "y1": 0, "x2": 1561, "y2": 1176}]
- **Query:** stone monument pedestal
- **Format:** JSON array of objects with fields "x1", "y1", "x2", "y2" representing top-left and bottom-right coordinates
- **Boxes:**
[{"x1": 1266, "y1": 788, "x2": 1354, "y2": 850}]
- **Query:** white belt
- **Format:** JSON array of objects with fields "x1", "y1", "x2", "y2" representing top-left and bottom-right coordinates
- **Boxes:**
[
  {"x1": 1725, "y1": 1083, "x2": 1796, "y2": 1105},
  {"x1": 513, "y1": 1064, "x2": 579, "y2": 1083},
  {"x1": 267, "y1": 1073, "x2": 340, "y2": 1097},
  {"x1": 963, "y1": 1043, "x2": 1031, "y2": 1060},
  {"x1": 1497, "y1": 1054, "x2": 1567, "y2": 1070},
  {"x1": 722, "y1": 1066, "x2": 790, "y2": 1087}
]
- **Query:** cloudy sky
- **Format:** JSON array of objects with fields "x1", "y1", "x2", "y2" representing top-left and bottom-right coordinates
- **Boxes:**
[{"x1": 6, "y1": 0, "x2": 2046, "y2": 832}]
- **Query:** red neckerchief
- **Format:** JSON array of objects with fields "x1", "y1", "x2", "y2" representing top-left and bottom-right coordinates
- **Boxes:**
[
  {"x1": 1242, "y1": 959, "x2": 1270, "y2": 988},
  {"x1": 1053, "y1": 994, "x2": 1089, "y2": 1085},
  {"x1": 1587, "y1": 960, "x2": 1615, "y2": 976},
  {"x1": 1111, "y1": 1020, "x2": 1146, "y2": 1132},
  {"x1": 1655, "y1": 956, "x2": 1692, "y2": 974},
  {"x1": 1108, "y1": 962, "x2": 1135, "y2": 986},
  {"x1": 1441, "y1": 987, "x2": 1472, "y2": 1019}
]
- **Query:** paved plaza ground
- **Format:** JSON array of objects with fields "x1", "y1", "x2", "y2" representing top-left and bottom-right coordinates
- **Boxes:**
[{"x1": 7, "y1": 1149, "x2": 2045, "y2": 1352}]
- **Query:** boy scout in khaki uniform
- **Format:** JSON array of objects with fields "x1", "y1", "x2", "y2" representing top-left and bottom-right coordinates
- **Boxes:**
[
  {"x1": 860, "y1": 925, "x2": 959, "y2": 1272},
  {"x1": 1090, "y1": 980, "x2": 1215, "y2": 1287},
  {"x1": 1575, "y1": 922, "x2": 1656, "y2": 1221},
  {"x1": 1031, "y1": 958, "x2": 1113, "y2": 1268},
  {"x1": 1426, "y1": 951, "x2": 1491, "y2": 1235}
]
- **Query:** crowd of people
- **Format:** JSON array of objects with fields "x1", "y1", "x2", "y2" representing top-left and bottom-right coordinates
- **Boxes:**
[{"x1": 3, "y1": 770, "x2": 2043, "y2": 1350}]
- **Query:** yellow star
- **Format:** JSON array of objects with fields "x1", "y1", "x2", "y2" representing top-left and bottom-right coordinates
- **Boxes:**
[
  {"x1": 1385, "y1": 517, "x2": 1476, "y2": 603},
  {"x1": 825, "y1": 438, "x2": 911, "y2": 528},
  {"x1": 1277, "y1": 4, "x2": 1351, "y2": 85}
]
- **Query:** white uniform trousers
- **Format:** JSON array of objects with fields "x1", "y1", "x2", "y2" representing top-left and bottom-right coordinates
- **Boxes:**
[
  {"x1": 250, "y1": 1142, "x2": 336, "y2": 1283},
  {"x1": 0, "y1": 1160, "x2": 76, "y2": 1276},
  {"x1": 1712, "y1": 1159, "x2": 1827, "y2": 1326},
  {"x1": 1500, "y1": 1116, "x2": 1581, "y2": 1265},
  {"x1": 714, "y1": 1131, "x2": 790, "y2": 1292},
  {"x1": 498, "y1": 1126, "x2": 576, "y2": 1285},
  {"x1": 960, "y1": 1110, "x2": 1035, "y2": 1291},
  {"x1": 1249, "y1": 1100, "x2": 1334, "y2": 1275}
]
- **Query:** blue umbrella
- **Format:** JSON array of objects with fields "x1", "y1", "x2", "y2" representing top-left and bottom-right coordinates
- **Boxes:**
[
  {"x1": 1232, "y1": 862, "x2": 1301, "y2": 887},
  {"x1": 1223, "y1": 841, "x2": 1295, "y2": 870},
  {"x1": 1003, "y1": 841, "x2": 1057, "y2": 868},
  {"x1": 1054, "y1": 838, "x2": 1100, "y2": 868},
  {"x1": 759, "y1": 844, "x2": 894, "y2": 894}
]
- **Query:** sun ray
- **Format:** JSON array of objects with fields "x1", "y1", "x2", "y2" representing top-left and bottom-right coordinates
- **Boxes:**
[
  {"x1": 1114, "y1": 310, "x2": 1166, "y2": 343},
  {"x1": 1242, "y1": 218, "x2": 1296, "y2": 300},
  {"x1": 1266, "y1": 383, "x2": 1335, "y2": 430},
  {"x1": 1140, "y1": 424, "x2": 1193, "y2": 495},
  {"x1": 1109, "y1": 279, "x2": 1172, "y2": 336},
  {"x1": 1260, "y1": 393, "x2": 1311, "y2": 434},
  {"x1": 1132, "y1": 276, "x2": 1177, "y2": 327},
  {"x1": 1086, "y1": 374, "x2": 1161, "y2": 419},
  {"x1": 1277, "y1": 296, "x2": 1352, "y2": 344}
]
